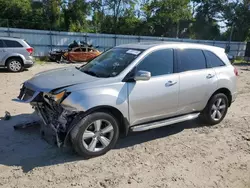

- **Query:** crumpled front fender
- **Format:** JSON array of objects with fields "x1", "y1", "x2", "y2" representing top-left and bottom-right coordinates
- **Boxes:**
[{"x1": 61, "y1": 85, "x2": 129, "y2": 120}]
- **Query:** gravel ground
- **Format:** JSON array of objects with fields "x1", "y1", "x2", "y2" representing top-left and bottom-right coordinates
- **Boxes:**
[{"x1": 0, "y1": 64, "x2": 249, "y2": 188}]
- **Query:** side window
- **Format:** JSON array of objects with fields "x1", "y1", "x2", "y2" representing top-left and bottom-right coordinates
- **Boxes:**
[
  {"x1": 81, "y1": 48, "x2": 87, "y2": 52},
  {"x1": 74, "y1": 48, "x2": 81, "y2": 52},
  {"x1": 178, "y1": 49, "x2": 206, "y2": 72},
  {"x1": 204, "y1": 50, "x2": 225, "y2": 68},
  {"x1": 137, "y1": 49, "x2": 174, "y2": 76},
  {"x1": 0, "y1": 40, "x2": 4, "y2": 48},
  {"x1": 2, "y1": 40, "x2": 23, "y2": 48}
]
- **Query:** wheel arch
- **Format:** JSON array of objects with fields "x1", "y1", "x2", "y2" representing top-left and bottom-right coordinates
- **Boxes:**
[
  {"x1": 64, "y1": 105, "x2": 130, "y2": 146},
  {"x1": 209, "y1": 88, "x2": 232, "y2": 107},
  {"x1": 84, "y1": 105, "x2": 130, "y2": 137},
  {"x1": 5, "y1": 55, "x2": 24, "y2": 66}
]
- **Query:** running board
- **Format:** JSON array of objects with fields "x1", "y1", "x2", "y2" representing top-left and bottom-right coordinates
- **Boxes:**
[{"x1": 130, "y1": 113, "x2": 200, "y2": 132}]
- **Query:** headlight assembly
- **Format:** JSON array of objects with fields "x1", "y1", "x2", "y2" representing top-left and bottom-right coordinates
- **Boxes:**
[
  {"x1": 53, "y1": 91, "x2": 66, "y2": 102},
  {"x1": 44, "y1": 90, "x2": 70, "y2": 103}
]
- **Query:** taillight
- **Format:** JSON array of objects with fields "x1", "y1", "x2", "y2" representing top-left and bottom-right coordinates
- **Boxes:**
[
  {"x1": 26, "y1": 47, "x2": 33, "y2": 55},
  {"x1": 234, "y1": 67, "x2": 238, "y2": 76}
]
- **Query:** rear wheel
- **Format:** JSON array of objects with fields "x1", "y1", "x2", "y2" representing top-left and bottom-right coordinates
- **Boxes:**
[
  {"x1": 6, "y1": 58, "x2": 24, "y2": 72},
  {"x1": 201, "y1": 93, "x2": 229, "y2": 125},
  {"x1": 70, "y1": 112, "x2": 119, "y2": 157}
]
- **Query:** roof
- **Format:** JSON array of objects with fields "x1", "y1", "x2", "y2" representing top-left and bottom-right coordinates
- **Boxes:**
[
  {"x1": 0, "y1": 36, "x2": 23, "y2": 40},
  {"x1": 117, "y1": 41, "x2": 224, "y2": 51}
]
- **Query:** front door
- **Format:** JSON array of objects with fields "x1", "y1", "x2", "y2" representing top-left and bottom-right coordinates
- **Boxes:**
[
  {"x1": 0, "y1": 40, "x2": 7, "y2": 65},
  {"x1": 128, "y1": 48, "x2": 180, "y2": 126}
]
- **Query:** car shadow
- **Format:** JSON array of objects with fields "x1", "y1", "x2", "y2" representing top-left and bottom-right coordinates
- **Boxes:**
[
  {"x1": 0, "y1": 68, "x2": 29, "y2": 73},
  {"x1": 0, "y1": 113, "x2": 206, "y2": 173},
  {"x1": 116, "y1": 120, "x2": 203, "y2": 149},
  {"x1": 0, "y1": 113, "x2": 83, "y2": 172}
]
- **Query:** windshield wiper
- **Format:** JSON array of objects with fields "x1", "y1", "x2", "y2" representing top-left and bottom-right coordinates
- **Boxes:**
[{"x1": 83, "y1": 70, "x2": 100, "y2": 77}]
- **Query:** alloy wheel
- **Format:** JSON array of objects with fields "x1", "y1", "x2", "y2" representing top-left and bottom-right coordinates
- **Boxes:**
[
  {"x1": 9, "y1": 60, "x2": 22, "y2": 72},
  {"x1": 82, "y1": 119, "x2": 114, "y2": 152},
  {"x1": 210, "y1": 98, "x2": 226, "y2": 121}
]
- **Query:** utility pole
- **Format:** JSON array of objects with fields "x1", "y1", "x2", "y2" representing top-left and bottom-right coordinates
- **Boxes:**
[{"x1": 225, "y1": 23, "x2": 234, "y2": 54}]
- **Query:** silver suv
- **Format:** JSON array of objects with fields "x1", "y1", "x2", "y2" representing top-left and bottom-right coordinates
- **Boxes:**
[
  {"x1": 15, "y1": 42, "x2": 237, "y2": 157},
  {"x1": 0, "y1": 37, "x2": 34, "y2": 72}
]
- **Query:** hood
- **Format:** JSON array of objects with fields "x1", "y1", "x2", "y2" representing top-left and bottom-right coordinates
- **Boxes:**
[{"x1": 24, "y1": 66, "x2": 100, "y2": 92}]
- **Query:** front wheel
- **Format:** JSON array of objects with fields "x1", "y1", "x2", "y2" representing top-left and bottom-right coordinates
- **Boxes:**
[
  {"x1": 70, "y1": 112, "x2": 119, "y2": 157},
  {"x1": 201, "y1": 93, "x2": 229, "y2": 125}
]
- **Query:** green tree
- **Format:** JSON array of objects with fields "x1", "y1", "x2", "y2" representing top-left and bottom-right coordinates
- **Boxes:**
[
  {"x1": 104, "y1": 0, "x2": 138, "y2": 34},
  {"x1": 0, "y1": 0, "x2": 32, "y2": 28},
  {"x1": 141, "y1": 0, "x2": 192, "y2": 37},
  {"x1": 31, "y1": 0, "x2": 63, "y2": 30},
  {"x1": 189, "y1": 0, "x2": 225, "y2": 40},
  {"x1": 116, "y1": 7, "x2": 142, "y2": 35},
  {"x1": 222, "y1": 0, "x2": 250, "y2": 41},
  {"x1": 62, "y1": 0, "x2": 90, "y2": 32}
]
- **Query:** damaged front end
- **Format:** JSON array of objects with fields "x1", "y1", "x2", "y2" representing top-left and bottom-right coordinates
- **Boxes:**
[{"x1": 16, "y1": 84, "x2": 78, "y2": 147}]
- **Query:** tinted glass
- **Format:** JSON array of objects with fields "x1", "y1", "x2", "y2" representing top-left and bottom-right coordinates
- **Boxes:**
[
  {"x1": 137, "y1": 49, "x2": 174, "y2": 76},
  {"x1": 80, "y1": 48, "x2": 143, "y2": 77},
  {"x1": 0, "y1": 40, "x2": 4, "y2": 48},
  {"x1": 204, "y1": 50, "x2": 225, "y2": 67},
  {"x1": 3, "y1": 40, "x2": 23, "y2": 48},
  {"x1": 178, "y1": 49, "x2": 206, "y2": 72},
  {"x1": 74, "y1": 48, "x2": 81, "y2": 52}
]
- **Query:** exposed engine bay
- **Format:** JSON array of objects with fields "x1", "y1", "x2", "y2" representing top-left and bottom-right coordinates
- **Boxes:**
[{"x1": 18, "y1": 84, "x2": 78, "y2": 147}]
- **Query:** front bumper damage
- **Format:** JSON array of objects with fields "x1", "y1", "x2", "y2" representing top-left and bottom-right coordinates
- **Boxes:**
[{"x1": 15, "y1": 84, "x2": 79, "y2": 147}]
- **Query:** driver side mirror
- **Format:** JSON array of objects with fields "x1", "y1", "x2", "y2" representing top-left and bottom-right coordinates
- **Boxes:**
[{"x1": 134, "y1": 70, "x2": 151, "y2": 81}]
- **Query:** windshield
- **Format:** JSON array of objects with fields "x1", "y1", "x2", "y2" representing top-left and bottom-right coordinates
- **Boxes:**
[{"x1": 79, "y1": 48, "x2": 143, "y2": 78}]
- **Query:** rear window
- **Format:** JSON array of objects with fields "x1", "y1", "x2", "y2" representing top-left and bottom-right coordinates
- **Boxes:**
[
  {"x1": 204, "y1": 50, "x2": 225, "y2": 68},
  {"x1": 2, "y1": 40, "x2": 23, "y2": 48},
  {"x1": 178, "y1": 49, "x2": 206, "y2": 72},
  {"x1": 24, "y1": 40, "x2": 31, "y2": 47}
]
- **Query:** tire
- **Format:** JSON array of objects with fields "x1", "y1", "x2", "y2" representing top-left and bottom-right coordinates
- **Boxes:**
[
  {"x1": 70, "y1": 112, "x2": 119, "y2": 158},
  {"x1": 6, "y1": 58, "x2": 24, "y2": 72},
  {"x1": 201, "y1": 93, "x2": 229, "y2": 125}
]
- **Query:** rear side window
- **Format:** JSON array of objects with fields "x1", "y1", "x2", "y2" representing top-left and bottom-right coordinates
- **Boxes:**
[
  {"x1": 178, "y1": 49, "x2": 206, "y2": 72},
  {"x1": 0, "y1": 40, "x2": 4, "y2": 48},
  {"x1": 204, "y1": 50, "x2": 225, "y2": 68},
  {"x1": 2, "y1": 40, "x2": 23, "y2": 48},
  {"x1": 137, "y1": 49, "x2": 174, "y2": 76}
]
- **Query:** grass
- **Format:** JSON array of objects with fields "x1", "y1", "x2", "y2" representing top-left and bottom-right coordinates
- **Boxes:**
[
  {"x1": 233, "y1": 59, "x2": 246, "y2": 64},
  {"x1": 34, "y1": 56, "x2": 51, "y2": 65},
  {"x1": 231, "y1": 56, "x2": 250, "y2": 65},
  {"x1": 34, "y1": 59, "x2": 46, "y2": 65}
]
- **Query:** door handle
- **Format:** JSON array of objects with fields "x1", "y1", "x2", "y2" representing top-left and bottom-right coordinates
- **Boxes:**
[
  {"x1": 165, "y1": 81, "x2": 177, "y2": 87},
  {"x1": 206, "y1": 74, "x2": 215, "y2": 79}
]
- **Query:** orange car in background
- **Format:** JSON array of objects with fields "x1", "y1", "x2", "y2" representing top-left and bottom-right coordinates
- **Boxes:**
[{"x1": 62, "y1": 47, "x2": 101, "y2": 63}]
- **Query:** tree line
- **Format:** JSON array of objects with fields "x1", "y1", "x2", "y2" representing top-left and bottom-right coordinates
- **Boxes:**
[{"x1": 0, "y1": 0, "x2": 250, "y2": 41}]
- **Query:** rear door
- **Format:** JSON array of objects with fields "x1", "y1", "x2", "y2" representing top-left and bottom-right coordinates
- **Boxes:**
[
  {"x1": 177, "y1": 48, "x2": 217, "y2": 114},
  {"x1": 80, "y1": 47, "x2": 88, "y2": 62},
  {"x1": 69, "y1": 47, "x2": 82, "y2": 62},
  {"x1": 2, "y1": 39, "x2": 24, "y2": 54},
  {"x1": 86, "y1": 48, "x2": 99, "y2": 61},
  {"x1": 0, "y1": 40, "x2": 8, "y2": 65}
]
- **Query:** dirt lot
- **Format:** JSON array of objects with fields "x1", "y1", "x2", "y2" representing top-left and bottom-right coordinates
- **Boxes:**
[{"x1": 0, "y1": 63, "x2": 249, "y2": 188}]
